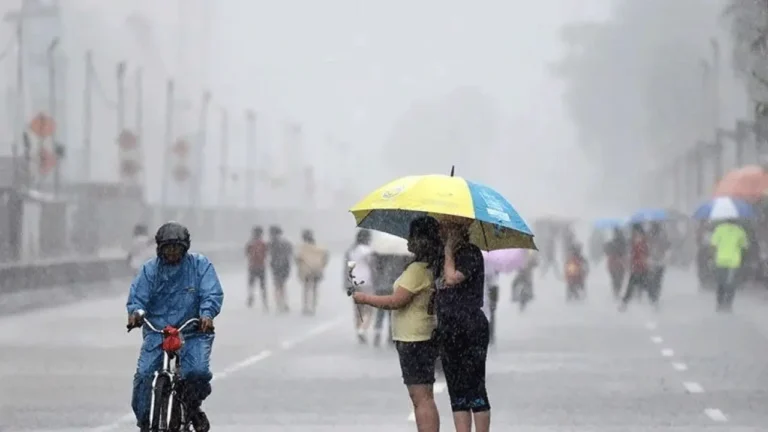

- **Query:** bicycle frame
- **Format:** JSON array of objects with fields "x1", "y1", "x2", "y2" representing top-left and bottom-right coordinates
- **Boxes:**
[{"x1": 142, "y1": 318, "x2": 198, "y2": 431}]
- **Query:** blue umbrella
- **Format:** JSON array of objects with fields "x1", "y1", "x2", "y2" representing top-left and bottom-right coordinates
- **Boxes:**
[
  {"x1": 693, "y1": 197, "x2": 754, "y2": 221},
  {"x1": 593, "y1": 217, "x2": 626, "y2": 229},
  {"x1": 629, "y1": 208, "x2": 669, "y2": 223}
]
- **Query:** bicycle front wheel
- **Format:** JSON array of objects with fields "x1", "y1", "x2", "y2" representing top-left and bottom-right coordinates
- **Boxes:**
[{"x1": 150, "y1": 374, "x2": 172, "y2": 431}]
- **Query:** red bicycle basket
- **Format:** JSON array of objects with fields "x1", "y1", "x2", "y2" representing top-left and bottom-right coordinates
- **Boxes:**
[{"x1": 162, "y1": 326, "x2": 183, "y2": 352}]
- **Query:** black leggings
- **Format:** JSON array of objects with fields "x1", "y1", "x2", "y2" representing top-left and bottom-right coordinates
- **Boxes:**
[{"x1": 438, "y1": 311, "x2": 491, "y2": 413}]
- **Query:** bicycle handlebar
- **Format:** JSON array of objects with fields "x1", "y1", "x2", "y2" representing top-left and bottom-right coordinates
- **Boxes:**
[{"x1": 126, "y1": 317, "x2": 200, "y2": 333}]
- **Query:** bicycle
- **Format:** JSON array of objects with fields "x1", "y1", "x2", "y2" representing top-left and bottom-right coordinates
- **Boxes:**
[{"x1": 127, "y1": 316, "x2": 201, "y2": 432}]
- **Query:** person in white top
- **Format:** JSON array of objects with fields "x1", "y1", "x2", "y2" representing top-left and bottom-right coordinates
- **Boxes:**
[
  {"x1": 127, "y1": 224, "x2": 155, "y2": 273},
  {"x1": 346, "y1": 230, "x2": 375, "y2": 342}
]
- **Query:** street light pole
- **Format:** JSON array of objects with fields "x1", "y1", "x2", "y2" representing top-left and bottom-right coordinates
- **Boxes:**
[
  {"x1": 190, "y1": 91, "x2": 210, "y2": 209},
  {"x1": 218, "y1": 108, "x2": 229, "y2": 206},
  {"x1": 82, "y1": 50, "x2": 92, "y2": 182},
  {"x1": 161, "y1": 80, "x2": 175, "y2": 208},
  {"x1": 245, "y1": 109, "x2": 256, "y2": 207},
  {"x1": 48, "y1": 37, "x2": 60, "y2": 196},
  {"x1": 5, "y1": 1, "x2": 58, "y2": 190}
]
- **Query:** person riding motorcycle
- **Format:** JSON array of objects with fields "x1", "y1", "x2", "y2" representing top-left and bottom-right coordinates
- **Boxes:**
[{"x1": 126, "y1": 221, "x2": 224, "y2": 432}]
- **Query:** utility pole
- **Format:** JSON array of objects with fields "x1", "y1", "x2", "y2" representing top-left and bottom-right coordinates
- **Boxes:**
[
  {"x1": 218, "y1": 108, "x2": 229, "y2": 206},
  {"x1": 161, "y1": 80, "x2": 175, "y2": 208},
  {"x1": 47, "y1": 37, "x2": 59, "y2": 195},
  {"x1": 5, "y1": 1, "x2": 58, "y2": 190},
  {"x1": 190, "y1": 91, "x2": 211, "y2": 209},
  {"x1": 135, "y1": 68, "x2": 144, "y2": 193},
  {"x1": 245, "y1": 109, "x2": 256, "y2": 207},
  {"x1": 82, "y1": 50, "x2": 92, "y2": 182},
  {"x1": 116, "y1": 61, "x2": 126, "y2": 191}
]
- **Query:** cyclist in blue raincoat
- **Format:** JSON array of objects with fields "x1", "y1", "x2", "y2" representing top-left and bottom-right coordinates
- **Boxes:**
[{"x1": 126, "y1": 221, "x2": 224, "y2": 432}]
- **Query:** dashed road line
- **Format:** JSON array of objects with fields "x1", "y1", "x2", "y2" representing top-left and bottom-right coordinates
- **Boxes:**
[
  {"x1": 90, "y1": 317, "x2": 343, "y2": 432},
  {"x1": 645, "y1": 321, "x2": 657, "y2": 330},
  {"x1": 661, "y1": 348, "x2": 674, "y2": 357},
  {"x1": 671, "y1": 362, "x2": 688, "y2": 371},
  {"x1": 683, "y1": 382, "x2": 704, "y2": 393},
  {"x1": 407, "y1": 381, "x2": 447, "y2": 422},
  {"x1": 216, "y1": 350, "x2": 273, "y2": 379},
  {"x1": 650, "y1": 336, "x2": 663, "y2": 344},
  {"x1": 704, "y1": 408, "x2": 728, "y2": 422}
]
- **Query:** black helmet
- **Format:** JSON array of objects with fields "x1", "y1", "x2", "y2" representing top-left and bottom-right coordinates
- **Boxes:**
[{"x1": 155, "y1": 221, "x2": 191, "y2": 255}]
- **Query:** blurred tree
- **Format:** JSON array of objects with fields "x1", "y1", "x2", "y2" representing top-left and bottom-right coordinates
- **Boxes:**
[
  {"x1": 552, "y1": 0, "x2": 722, "y2": 197},
  {"x1": 722, "y1": 0, "x2": 768, "y2": 166},
  {"x1": 723, "y1": 0, "x2": 768, "y2": 114}
]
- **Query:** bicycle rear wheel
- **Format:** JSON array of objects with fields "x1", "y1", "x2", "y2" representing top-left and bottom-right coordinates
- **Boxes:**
[{"x1": 150, "y1": 374, "x2": 171, "y2": 431}]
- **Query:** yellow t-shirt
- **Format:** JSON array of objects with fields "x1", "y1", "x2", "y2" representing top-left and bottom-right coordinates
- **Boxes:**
[{"x1": 391, "y1": 262, "x2": 436, "y2": 342}]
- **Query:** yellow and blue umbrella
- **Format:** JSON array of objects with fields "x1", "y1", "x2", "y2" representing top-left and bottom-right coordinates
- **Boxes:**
[{"x1": 349, "y1": 174, "x2": 535, "y2": 251}]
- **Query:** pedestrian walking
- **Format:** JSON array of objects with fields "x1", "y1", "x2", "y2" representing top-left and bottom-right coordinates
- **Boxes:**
[
  {"x1": 710, "y1": 219, "x2": 749, "y2": 312},
  {"x1": 296, "y1": 229, "x2": 329, "y2": 315},
  {"x1": 268, "y1": 226, "x2": 293, "y2": 313},
  {"x1": 619, "y1": 224, "x2": 649, "y2": 311},
  {"x1": 435, "y1": 216, "x2": 491, "y2": 432},
  {"x1": 352, "y1": 216, "x2": 442, "y2": 432},
  {"x1": 604, "y1": 227, "x2": 628, "y2": 300},
  {"x1": 245, "y1": 226, "x2": 268, "y2": 310},
  {"x1": 647, "y1": 222, "x2": 671, "y2": 308}
]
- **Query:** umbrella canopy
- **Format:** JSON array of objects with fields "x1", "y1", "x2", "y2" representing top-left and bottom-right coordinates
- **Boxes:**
[
  {"x1": 713, "y1": 165, "x2": 768, "y2": 202},
  {"x1": 629, "y1": 208, "x2": 669, "y2": 223},
  {"x1": 693, "y1": 197, "x2": 754, "y2": 221},
  {"x1": 593, "y1": 217, "x2": 626, "y2": 230},
  {"x1": 349, "y1": 174, "x2": 535, "y2": 251},
  {"x1": 482, "y1": 248, "x2": 528, "y2": 273}
]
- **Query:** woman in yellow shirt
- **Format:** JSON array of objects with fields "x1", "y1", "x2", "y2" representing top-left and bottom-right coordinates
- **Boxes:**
[{"x1": 353, "y1": 216, "x2": 442, "y2": 432}]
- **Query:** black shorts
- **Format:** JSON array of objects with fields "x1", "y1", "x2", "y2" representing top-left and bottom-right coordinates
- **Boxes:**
[
  {"x1": 271, "y1": 266, "x2": 290, "y2": 285},
  {"x1": 438, "y1": 311, "x2": 491, "y2": 412},
  {"x1": 395, "y1": 340, "x2": 438, "y2": 386},
  {"x1": 248, "y1": 268, "x2": 265, "y2": 286}
]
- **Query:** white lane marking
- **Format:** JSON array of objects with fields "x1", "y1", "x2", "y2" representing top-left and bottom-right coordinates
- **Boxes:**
[
  {"x1": 650, "y1": 336, "x2": 663, "y2": 344},
  {"x1": 90, "y1": 318, "x2": 343, "y2": 432},
  {"x1": 407, "y1": 381, "x2": 447, "y2": 422},
  {"x1": 661, "y1": 348, "x2": 674, "y2": 357},
  {"x1": 645, "y1": 321, "x2": 657, "y2": 330},
  {"x1": 672, "y1": 362, "x2": 688, "y2": 371},
  {"x1": 704, "y1": 408, "x2": 728, "y2": 422},
  {"x1": 215, "y1": 350, "x2": 272, "y2": 379},
  {"x1": 683, "y1": 382, "x2": 704, "y2": 393}
]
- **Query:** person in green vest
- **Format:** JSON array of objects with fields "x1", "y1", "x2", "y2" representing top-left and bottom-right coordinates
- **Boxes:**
[{"x1": 710, "y1": 219, "x2": 749, "y2": 312}]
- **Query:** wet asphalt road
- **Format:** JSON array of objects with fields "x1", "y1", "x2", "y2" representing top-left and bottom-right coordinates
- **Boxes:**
[{"x1": 1, "y1": 255, "x2": 768, "y2": 431}]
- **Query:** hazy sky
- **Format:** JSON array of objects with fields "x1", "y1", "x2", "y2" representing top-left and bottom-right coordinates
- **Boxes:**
[{"x1": 2, "y1": 0, "x2": 617, "y2": 221}]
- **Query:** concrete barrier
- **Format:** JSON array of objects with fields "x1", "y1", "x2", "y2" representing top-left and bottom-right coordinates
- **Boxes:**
[{"x1": 0, "y1": 244, "x2": 244, "y2": 295}]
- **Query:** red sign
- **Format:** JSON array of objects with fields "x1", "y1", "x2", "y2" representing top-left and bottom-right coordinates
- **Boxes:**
[
  {"x1": 118, "y1": 130, "x2": 138, "y2": 151},
  {"x1": 30, "y1": 113, "x2": 55, "y2": 139}
]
